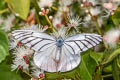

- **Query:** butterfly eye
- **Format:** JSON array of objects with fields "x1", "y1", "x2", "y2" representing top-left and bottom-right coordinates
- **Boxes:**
[
  {"x1": 58, "y1": 39, "x2": 62, "y2": 43},
  {"x1": 57, "y1": 38, "x2": 64, "y2": 47}
]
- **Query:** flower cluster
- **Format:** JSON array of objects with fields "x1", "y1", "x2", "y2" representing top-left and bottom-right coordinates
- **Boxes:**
[
  {"x1": 103, "y1": 28, "x2": 120, "y2": 48},
  {"x1": 9, "y1": 25, "x2": 48, "y2": 79}
]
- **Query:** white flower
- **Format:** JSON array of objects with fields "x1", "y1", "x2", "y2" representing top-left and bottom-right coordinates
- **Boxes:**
[
  {"x1": 97, "y1": 17, "x2": 104, "y2": 27},
  {"x1": 87, "y1": 0, "x2": 98, "y2": 6},
  {"x1": 67, "y1": 14, "x2": 82, "y2": 31},
  {"x1": 114, "y1": 0, "x2": 120, "y2": 2},
  {"x1": 90, "y1": 7, "x2": 101, "y2": 16},
  {"x1": 31, "y1": 62, "x2": 44, "y2": 78},
  {"x1": 52, "y1": 11, "x2": 63, "y2": 28},
  {"x1": 83, "y1": 14, "x2": 93, "y2": 28},
  {"x1": 53, "y1": 17, "x2": 62, "y2": 28},
  {"x1": 23, "y1": 24, "x2": 48, "y2": 32},
  {"x1": 9, "y1": 38, "x2": 18, "y2": 50},
  {"x1": 103, "y1": 2, "x2": 114, "y2": 10},
  {"x1": 13, "y1": 47, "x2": 33, "y2": 59},
  {"x1": 11, "y1": 58, "x2": 29, "y2": 71},
  {"x1": 84, "y1": 14, "x2": 91, "y2": 22},
  {"x1": 38, "y1": 0, "x2": 54, "y2": 8},
  {"x1": 0, "y1": 16, "x2": 4, "y2": 25},
  {"x1": 60, "y1": 0, "x2": 73, "y2": 6},
  {"x1": 55, "y1": 27, "x2": 67, "y2": 39},
  {"x1": 103, "y1": 1, "x2": 120, "y2": 15},
  {"x1": 59, "y1": 0, "x2": 73, "y2": 12},
  {"x1": 2, "y1": 14, "x2": 15, "y2": 32},
  {"x1": 103, "y1": 28, "x2": 120, "y2": 48},
  {"x1": 32, "y1": 69, "x2": 44, "y2": 78},
  {"x1": 60, "y1": 6, "x2": 70, "y2": 12},
  {"x1": 30, "y1": 78, "x2": 37, "y2": 80},
  {"x1": 11, "y1": 47, "x2": 34, "y2": 71}
]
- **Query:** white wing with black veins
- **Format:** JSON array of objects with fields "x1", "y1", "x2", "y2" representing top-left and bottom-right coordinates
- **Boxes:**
[{"x1": 12, "y1": 30, "x2": 102, "y2": 72}]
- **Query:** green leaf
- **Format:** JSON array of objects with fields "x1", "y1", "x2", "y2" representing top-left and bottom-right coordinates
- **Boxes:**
[
  {"x1": 90, "y1": 51, "x2": 103, "y2": 63},
  {"x1": 0, "y1": 64, "x2": 24, "y2": 80},
  {"x1": 112, "y1": 58, "x2": 120, "y2": 80},
  {"x1": 79, "y1": 51, "x2": 97, "y2": 80},
  {"x1": 0, "y1": 29, "x2": 9, "y2": 63},
  {"x1": 0, "y1": 8, "x2": 9, "y2": 14},
  {"x1": 6, "y1": 0, "x2": 30, "y2": 20},
  {"x1": 112, "y1": 6, "x2": 120, "y2": 26},
  {"x1": 102, "y1": 48, "x2": 120, "y2": 65},
  {"x1": 45, "y1": 68, "x2": 79, "y2": 80},
  {"x1": 0, "y1": 0, "x2": 7, "y2": 10},
  {"x1": 103, "y1": 65, "x2": 112, "y2": 73},
  {"x1": 117, "y1": 56, "x2": 120, "y2": 68}
]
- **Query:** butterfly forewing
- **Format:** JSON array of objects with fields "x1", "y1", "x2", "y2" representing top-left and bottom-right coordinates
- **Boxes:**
[
  {"x1": 12, "y1": 30, "x2": 56, "y2": 52},
  {"x1": 64, "y1": 33, "x2": 102, "y2": 54}
]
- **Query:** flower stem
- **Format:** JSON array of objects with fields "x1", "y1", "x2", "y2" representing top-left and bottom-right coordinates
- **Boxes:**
[
  {"x1": 94, "y1": 18, "x2": 108, "y2": 49},
  {"x1": 22, "y1": 70, "x2": 33, "y2": 78},
  {"x1": 94, "y1": 21, "x2": 102, "y2": 35},
  {"x1": 44, "y1": 15, "x2": 56, "y2": 33},
  {"x1": 32, "y1": 0, "x2": 41, "y2": 24},
  {"x1": 117, "y1": 58, "x2": 120, "y2": 68},
  {"x1": 67, "y1": 27, "x2": 71, "y2": 33},
  {"x1": 94, "y1": 20, "x2": 109, "y2": 49},
  {"x1": 45, "y1": 15, "x2": 52, "y2": 26},
  {"x1": 62, "y1": 11, "x2": 68, "y2": 23},
  {"x1": 102, "y1": 74, "x2": 112, "y2": 78},
  {"x1": 87, "y1": 8, "x2": 108, "y2": 49},
  {"x1": 86, "y1": 8, "x2": 102, "y2": 35},
  {"x1": 0, "y1": 8, "x2": 9, "y2": 14},
  {"x1": 51, "y1": 6, "x2": 57, "y2": 11}
]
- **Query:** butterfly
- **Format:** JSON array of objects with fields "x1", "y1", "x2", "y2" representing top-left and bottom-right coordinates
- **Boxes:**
[{"x1": 12, "y1": 30, "x2": 102, "y2": 72}]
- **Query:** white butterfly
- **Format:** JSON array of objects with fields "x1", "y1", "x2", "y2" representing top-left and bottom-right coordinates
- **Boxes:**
[{"x1": 12, "y1": 30, "x2": 102, "y2": 72}]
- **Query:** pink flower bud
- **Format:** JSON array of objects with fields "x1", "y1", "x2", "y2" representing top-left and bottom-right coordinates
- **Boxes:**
[
  {"x1": 82, "y1": 0, "x2": 86, "y2": 3},
  {"x1": 41, "y1": 8, "x2": 46, "y2": 14},
  {"x1": 39, "y1": 12, "x2": 45, "y2": 16},
  {"x1": 44, "y1": 25, "x2": 49, "y2": 29},
  {"x1": 45, "y1": 9, "x2": 49, "y2": 14},
  {"x1": 49, "y1": 16, "x2": 53, "y2": 20},
  {"x1": 85, "y1": 9, "x2": 89, "y2": 13},
  {"x1": 17, "y1": 42, "x2": 22, "y2": 46},
  {"x1": 31, "y1": 78, "x2": 37, "y2": 80},
  {"x1": 56, "y1": 24, "x2": 60, "y2": 28},
  {"x1": 41, "y1": 8, "x2": 45, "y2": 11},
  {"x1": 18, "y1": 65, "x2": 23, "y2": 70},
  {"x1": 81, "y1": 4, "x2": 84, "y2": 7},
  {"x1": 103, "y1": 3, "x2": 114, "y2": 10},
  {"x1": 25, "y1": 59, "x2": 29, "y2": 64},
  {"x1": 39, "y1": 73, "x2": 44, "y2": 78}
]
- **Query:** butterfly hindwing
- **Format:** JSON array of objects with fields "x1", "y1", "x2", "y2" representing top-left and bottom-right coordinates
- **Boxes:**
[
  {"x1": 58, "y1": 45, "x2": 80, "y2": 72},
  {"x1": 34, "y1": 45, "x2": 59, "y2": 72},
  {"x1": 34, "y1": 44, "x2": 81, "y2": 72}
]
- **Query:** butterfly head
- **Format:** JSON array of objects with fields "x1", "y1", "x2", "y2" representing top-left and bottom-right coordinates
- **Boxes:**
[{"x1": 56, "y1": 37, "x2": 64, "y2": 48}]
